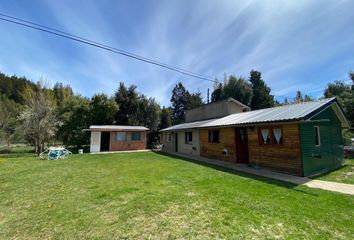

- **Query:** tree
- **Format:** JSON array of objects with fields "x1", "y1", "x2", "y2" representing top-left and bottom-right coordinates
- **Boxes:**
[
  {"x1": 324, "y1": 79, "x2": 354, "y2": 126},
  {"x1": 90, "y1": 93, "x2": 118, "y2": 125},
  {"x1": 324, "y1": 81, "x2": 349, "y2": 98},
  {"x1": 0, "y1": 97, "x2": 21, "y2": 149},
  {"x1": 283, "y1": 98, "x2": 289, "y2": 105},
  {"x1": 159, "y1": 107, "x2": 172, "y2": 130},
  {"x1": 349, "y1": 70, "x2": 354, "y2": 90},
  {"x1": 249, "y1": 70, "x2": 274, "y2": 110},
  {"x1": 53, "y1": 82, "x2": 73, "y2": 107},
  {"x1": 221, "y1": 75, "x2": 253, "y2": 106},
  {"x1": 186, "y1": 92, "x2": 203, "y2": 110},
  {"x1": 57, "y1": 95, "x2": 90, "y2": 148},
  {"x1": 295, "y1": 90, "x2": 303, "y2": 103},
  {"x1": 19, "y1": 82, "x2": 62, "y2": 154},
  {"x1": 211, "y1": 74, "x2": 253, "y2": 105},
  {"x1": 137, "y1": 97, "x2": 161, "y2": 146},
  {"x1": 0, "y1": 72, "x2": 37, "y2": 104},
  {"x1": 170, "y1": 82, "x2": 188, "y2": 124},
  {"x1": 143, "y1": 98, "x2": 160, "y2": 132},
  {"x1": 211, "y1": 82, "x2": 223, "y2": 102},
  {"x1": 303, "y1": 95, "x2": 314, "y2": 102},
  {"x1": 114, "y1": 82, "x2": 139, "y2": 125}
]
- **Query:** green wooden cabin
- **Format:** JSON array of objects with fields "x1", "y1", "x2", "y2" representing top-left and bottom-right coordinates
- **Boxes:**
[{"x1": 299, "y1": 102, "x2": 349, "y2": 176}]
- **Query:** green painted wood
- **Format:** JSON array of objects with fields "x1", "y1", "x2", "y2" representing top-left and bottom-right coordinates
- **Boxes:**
[{"x1": 300, "y1": 106, "x2": 343, "y2": 176}]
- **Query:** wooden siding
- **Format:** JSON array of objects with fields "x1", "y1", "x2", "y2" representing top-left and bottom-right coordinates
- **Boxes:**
[
  {"x1": 200, "y1": 128, "x2": 236, "y2": 162},
  {"x1": 300, "y1": 106, "x2": 343, "y2": 176},
  {"x1": 109, "y1": 131, "x2": 146, "y2": 151},
  {"x1": 248, "y1": 124, "x2": 303, "y2": 176}
]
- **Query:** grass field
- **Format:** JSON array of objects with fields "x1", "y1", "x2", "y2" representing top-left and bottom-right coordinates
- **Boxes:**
[
  {"x1": 314, "y1": 159, "x2": 354, "y2": 184},
  {"x1": 0, "y1": 152, "x2": 353, "y2": 239}
]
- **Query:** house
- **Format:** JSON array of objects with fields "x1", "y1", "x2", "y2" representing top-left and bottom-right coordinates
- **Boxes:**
[
  {"x1": 185, "y1": 97, "x2": 250, "y2": 122},
  {"x1": 160, "y1": 97, "x2": 350, "y2": 177},
  {"x1": 87, "y1": 125, "x2": 149, "y2": 153}
]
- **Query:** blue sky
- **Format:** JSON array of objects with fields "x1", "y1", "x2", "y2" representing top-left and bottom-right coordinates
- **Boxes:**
[{"x1": 0, "y1": 0, "x2": 353, "y2": 106}]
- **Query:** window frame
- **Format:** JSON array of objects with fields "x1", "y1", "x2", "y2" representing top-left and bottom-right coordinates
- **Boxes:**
[
  {"x1": 131, "y1": 132, "x2": 142, "y2": 141},
  {"x1": 167, "y1": 133, "x2": 172, "y2": 142},
  {"x1": 314, "y1": 126, "x2": 321, "y2": 147},
  {"x1": 208, "y1": 130, "x2": 220, "y2": 143},
  {"x1": 184, "y1": 132, "x2": 193, "y2": 144},
  {"x1": 258, "y1": 126, "x2": 283, "y2": 146},
  {"x1": 116, "y1": 132, "x2": 127, "y2": 141}
]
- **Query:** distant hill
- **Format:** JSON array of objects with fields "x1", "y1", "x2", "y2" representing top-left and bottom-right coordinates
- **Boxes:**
[{"x1": 0, "y1": 72, "x2": 37, "y2": 104}]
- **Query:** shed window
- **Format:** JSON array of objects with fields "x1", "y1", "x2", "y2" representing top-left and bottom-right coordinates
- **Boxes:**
[
  {"x1": 131, "y1": 132, "x2": 141, "y2": 141},
  {"x1": 185, "y1": 132, "x2": 193, "y2": 143},
  {"x1": 314, "y1": 126, "x2": 321, "y2": 147},
  {"x1": 116, "y1": 132, "x2": 126, "y2": 141},
  {"x1": 167, "y1": 133, "x2": 172, "y2": 142},
  {"x1": 208, "y1": 130, "x2": 220, "y2": 143}
]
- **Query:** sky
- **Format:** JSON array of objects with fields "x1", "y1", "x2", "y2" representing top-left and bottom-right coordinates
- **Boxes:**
[{"x1": 0, "y1": 0, "x2": 353, "y2": 106}]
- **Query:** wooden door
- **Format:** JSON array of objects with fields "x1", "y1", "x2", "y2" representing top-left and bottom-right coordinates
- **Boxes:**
[{"x1": 235, "y1": 127, "x2": 249, "y2": 163}]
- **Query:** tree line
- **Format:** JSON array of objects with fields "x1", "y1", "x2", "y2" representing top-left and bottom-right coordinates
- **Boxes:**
[{"x1": 0, "y1": 69, "x2": 353, "y2": 153}]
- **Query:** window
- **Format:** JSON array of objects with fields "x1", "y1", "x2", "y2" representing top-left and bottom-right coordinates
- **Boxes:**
[
  {"x1": 167, "y1": 133, "x2": 172, "y2": 142},
  {"x1": 261, "y1": 129, "x2": 270, "y2": 144},
  {"x1": 131, "y1": 132, "x2": 141, "y2": 141},
  {"x1": 314, "y1": 126, "x2": 320, "y2": 147},
  {"x1": 258, "y1": 127, "x2": 283, "y2": 145},
  {"x1": 208, "y1": 130, "x2": 220, "y2": 143},
  {"x1": 272, "y1": 128, "x2": 282, "y2": 144},
  {"x1": 116, "y1": 132, "x2": 126, "y2": 141},
  {"x1": 185, "y1": 132, "x2": 193, "y2": 144}
]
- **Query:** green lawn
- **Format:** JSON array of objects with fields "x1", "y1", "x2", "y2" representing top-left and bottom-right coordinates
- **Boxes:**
[
  {"x1": 314, "y1": 159, "x2": 354, "y2": 184},
  {"x1": 0, "y1": 152, "x2": 353, "y2": 239}
]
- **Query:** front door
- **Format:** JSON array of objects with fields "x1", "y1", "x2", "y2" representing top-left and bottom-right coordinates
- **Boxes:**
[
  {"x1": 100, "y1": 132, "x2": 110, "y2": 152},
  {"x1": 174, "y1": 133, "x2": 178, "y2": 152},
  {"x1": 235, "y1": 127, "x2": 249, "y2": 164}
]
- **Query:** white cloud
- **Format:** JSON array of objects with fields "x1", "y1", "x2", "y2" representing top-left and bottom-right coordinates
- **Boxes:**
[{"x1": 0, "y1": 0, "x2": 353, "y2": 105}]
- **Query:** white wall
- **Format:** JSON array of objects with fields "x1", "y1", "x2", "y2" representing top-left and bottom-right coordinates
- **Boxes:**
[
  {"x1": 161, "y1": 132, "x2": 174, "y2": 152},
  {"x1": 160, "y1": 130, "x2": 200, "y2": 156},
  {"x1": 177, "y1": 130, "x2": 200, "y2": 156},
  {"x1": 90, "y1": 131, "x2": 101, "y2": 152}
]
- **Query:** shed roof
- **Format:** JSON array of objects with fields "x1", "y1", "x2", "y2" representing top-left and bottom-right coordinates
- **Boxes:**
[
  {"x1": 160, "y1": 97, "x2": 350, "y2": 132},
  {"x1": 88, "y1": 125, "x2": 149, "y2": 131}
]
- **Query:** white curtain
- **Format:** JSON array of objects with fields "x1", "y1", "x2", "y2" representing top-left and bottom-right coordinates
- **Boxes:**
[
  {"x1": 261, "y1": 129, "x2": 269, "y2": 144},
  {"x1": 273, "y1": 128, "x2": 282, "y2": 144}
]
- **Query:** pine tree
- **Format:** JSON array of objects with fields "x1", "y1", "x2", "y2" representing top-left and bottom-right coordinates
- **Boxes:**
[
  {"x1": 159, "y1": 107, "x2": 172, "y2": 130},
  {"x1": 211, "y1": 82, "x2": 223, "y2": 102},
  {"x1": 295, "y1": 91, "x2": 303, "y2": 103},
  {"x1": 170, "y1": 82, "x2": 188, "y2": 125},
  {"x1": 249, "y1": 70, "x2": 274, "y2": 110}
]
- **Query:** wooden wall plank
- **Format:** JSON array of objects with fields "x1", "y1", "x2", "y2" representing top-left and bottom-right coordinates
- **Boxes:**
[
  {"x1": 248, "y1": 124, "x2": 302, "y2": 175},
  {"x1": 200, "y1": 128, "x2": 236, "y2": 162}
]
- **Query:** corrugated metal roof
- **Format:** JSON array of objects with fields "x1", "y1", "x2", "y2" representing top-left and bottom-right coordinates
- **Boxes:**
[
  {"x1": 160, "y1": 98, "x2": 339, "y2": 131},
  {"x1": 89, "y1": 125, "x2": 149, "y2": 131},
  {"x1": 160, "y1": 118, "x2": 217, "y2": 132}
]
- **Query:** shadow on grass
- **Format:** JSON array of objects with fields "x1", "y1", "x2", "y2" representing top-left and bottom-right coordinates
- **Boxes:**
[{"x1": 155, "y1": 151, "x2": 318, "y2": 196}]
